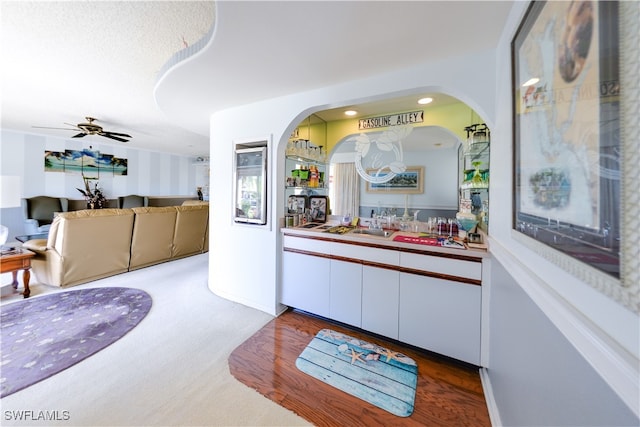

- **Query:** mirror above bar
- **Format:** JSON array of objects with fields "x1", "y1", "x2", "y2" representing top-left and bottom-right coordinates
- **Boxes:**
[{"x1": 285, "y1": 93, "x2": 490, "y2": 237}]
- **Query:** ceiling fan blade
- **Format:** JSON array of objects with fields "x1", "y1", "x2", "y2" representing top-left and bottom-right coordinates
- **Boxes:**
[
  {"x1": 32, "y1": 126, "x2": 77, "y2": 131},
  {"x1": 103, "y1": 131, "x2": 132, "y2": 138},
  {"x1": 71, "y1": 133, "x2": 86, "y2": 138},
  {"x1": 101, "y1": 133, "x2": 129, "y2": 143}
]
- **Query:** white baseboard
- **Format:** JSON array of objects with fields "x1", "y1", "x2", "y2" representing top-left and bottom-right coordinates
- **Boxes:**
[{"x1": 479, "y1": 367, "x2": 501, "y2": 427}]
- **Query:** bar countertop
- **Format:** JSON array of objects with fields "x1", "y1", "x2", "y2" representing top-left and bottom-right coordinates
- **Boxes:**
[{"x1": 281, "y1": 221, "x2": 489, "y2": 260}]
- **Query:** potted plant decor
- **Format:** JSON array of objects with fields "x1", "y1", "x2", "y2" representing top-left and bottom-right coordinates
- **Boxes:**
[{"x1": 77, "y1": 176, "x2": 107, "y2": 209}]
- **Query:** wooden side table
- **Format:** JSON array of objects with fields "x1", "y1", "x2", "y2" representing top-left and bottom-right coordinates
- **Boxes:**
[{"x1": 1, "y1": 248, "x2": 35, "y2": 298}]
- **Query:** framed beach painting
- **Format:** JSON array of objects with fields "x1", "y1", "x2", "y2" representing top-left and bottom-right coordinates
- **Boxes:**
[
  {"x1": 366, "y1": 166, "x2": 424, "y2": 194},
  {"x1": 43, "y1": 149, "x2": 127, "y2": 176}
]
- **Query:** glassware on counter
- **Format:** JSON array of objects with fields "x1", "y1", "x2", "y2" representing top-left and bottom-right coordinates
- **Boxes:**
[
  {"x1": 369, "y1": 215, "x2": 382, "y2": 230},
  {"x1": 456, "y1": 212, "x2": 479, "y2": 240}
]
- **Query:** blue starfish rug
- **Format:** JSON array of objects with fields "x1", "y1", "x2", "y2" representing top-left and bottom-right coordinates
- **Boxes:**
[{"x1": 295, "y1": 328, "x2": 417, "y2": 417}]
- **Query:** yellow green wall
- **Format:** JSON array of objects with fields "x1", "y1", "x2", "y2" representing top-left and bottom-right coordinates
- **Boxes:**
[{"x1": 293, "y1": 102, "x2": 486, "y2": 155}]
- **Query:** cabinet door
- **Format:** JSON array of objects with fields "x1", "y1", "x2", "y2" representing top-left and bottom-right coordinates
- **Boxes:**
[
  {"x1": 329, "y1": 259, "x2": 362, "y2": 327},
  {"x1": 399, "y1": 272, "x2": 481, "y2": 365},
  {"x1": 281, "y1": 251, "x2": 330, "y2": 317},
  {"x1": 362, "y1": 266, "x2": 399, "y2": 339}
]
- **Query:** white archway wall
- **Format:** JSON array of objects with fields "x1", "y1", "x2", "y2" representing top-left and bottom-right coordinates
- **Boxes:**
[{"x1": 208, "y1": 48, "x2": 496, "y2": 315}]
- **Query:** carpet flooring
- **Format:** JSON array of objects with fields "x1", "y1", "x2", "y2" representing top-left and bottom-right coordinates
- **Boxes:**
[
  {"x1": 1, "y1": 287, "x2": 152, "y2": 397},
  {"x1": 0, "y1": 254, "x2": 310, "y2": 426}
]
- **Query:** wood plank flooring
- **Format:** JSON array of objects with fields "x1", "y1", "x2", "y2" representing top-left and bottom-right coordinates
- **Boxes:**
[{"x1": 228, "y1": 309, "x2": 490, "y2": 427}]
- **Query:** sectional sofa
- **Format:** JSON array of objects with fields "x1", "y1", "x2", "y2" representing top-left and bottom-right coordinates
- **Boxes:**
[{"x1": 22, "y1": 203, "x2": 209, "y2": 288}]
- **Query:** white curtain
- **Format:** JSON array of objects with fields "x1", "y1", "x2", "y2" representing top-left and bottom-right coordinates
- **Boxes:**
[{"x1": 332, "y1": 163, "x2": 360, "y2": 217}]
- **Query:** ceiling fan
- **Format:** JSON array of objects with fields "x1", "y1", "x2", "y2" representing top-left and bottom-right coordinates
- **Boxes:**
[{"x1": 33, "y1": 116, "x2": 132, "y2": 142}]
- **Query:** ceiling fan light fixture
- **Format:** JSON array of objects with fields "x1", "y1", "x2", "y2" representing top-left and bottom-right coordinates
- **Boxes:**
[
  {"x1": 77, "y1": 117, "x2": 103, "y2": 135},
  {"x1": 33, "y1": 116, "x2": 131, "y2": 142}
]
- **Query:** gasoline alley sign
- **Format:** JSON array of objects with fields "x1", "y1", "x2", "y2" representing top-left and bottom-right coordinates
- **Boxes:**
[{"x1": 358, "y1": 110, "x2": 424, "y2": 130}]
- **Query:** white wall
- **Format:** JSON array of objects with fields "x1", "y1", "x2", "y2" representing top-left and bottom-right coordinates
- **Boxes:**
[
  {"x1": 0, "y1": 129, "x2": 200, "y2": 239},
  {"x1": 1, "y1": 130, "x2": 200, "y2": 199}
]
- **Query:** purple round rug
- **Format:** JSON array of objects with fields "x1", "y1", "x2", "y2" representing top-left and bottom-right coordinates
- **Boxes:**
[{"x1": 0, "y1": 287, "x2": 152, "y2": 397}]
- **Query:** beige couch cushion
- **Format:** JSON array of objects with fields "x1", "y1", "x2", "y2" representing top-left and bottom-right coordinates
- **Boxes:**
[
  {"x1": 173, "y1": 205, "x2": 209, "y2": 258},
  {"x1": 181, "y1": 201, "x2": 209, "y2": 252},
  {"x1": 28, "y1": 209, "x2": 134, "y2": 287},
  {"x1": 129, "y1": 206, "x2": 177, "y2": 270},
  {"x1": 24, "y1": 202, "x2": 209, "y2": 287},
  {"x1": 181, "y1": 200, "x2": 209, "y2": 206}
]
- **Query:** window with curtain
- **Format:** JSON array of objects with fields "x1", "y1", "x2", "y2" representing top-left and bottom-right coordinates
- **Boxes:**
[{"x1": 331, "y1": 162, "x2": 360, "y2": 217}]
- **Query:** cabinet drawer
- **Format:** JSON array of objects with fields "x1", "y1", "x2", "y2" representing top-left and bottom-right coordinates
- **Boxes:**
[
  {"x1": 400, "y1": 252, "x2": 481, "y2": 281},
  {"x1": 283, "y1": 235, "x2": 333, "y2": 254},
  {"x1": 331, "y1": 243, "x2": 399, "y2": 265}
]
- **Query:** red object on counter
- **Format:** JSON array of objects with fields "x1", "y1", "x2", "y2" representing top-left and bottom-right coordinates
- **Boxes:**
[{"x1": 392, "y1": 235, "x2": 440, "y2": 246}]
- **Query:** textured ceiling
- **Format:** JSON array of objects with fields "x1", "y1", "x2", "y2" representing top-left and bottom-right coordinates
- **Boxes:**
[
  {"x1": 1, "y1": 1, "x2": 514, "y2": 157},
  {"x1": 1, "y1": 1, "x2": 214, "y2": 156},
  {"x1": 155, "y1": 1, "x2": 514, "y2": 139}
]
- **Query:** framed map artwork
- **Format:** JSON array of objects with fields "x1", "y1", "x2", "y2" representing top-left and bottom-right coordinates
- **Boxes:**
[{"x1": 511, "y1": 1, "x2": 639, "y2": 311}]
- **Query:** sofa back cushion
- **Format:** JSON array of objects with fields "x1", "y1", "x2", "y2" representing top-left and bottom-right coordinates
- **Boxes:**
[
  {"x1": 49, "y1": 208, "x2": 134, "y2": 286},
  {"x1": 173, "y1": 205, "x2": 209, "y2": 258},
  {"x1": 181, "y1": 201, "x2": 209, "y2": 252},
  {"x1": 129, "y1": 207, "x2": 177, "y2": 269},
  {"x1": 181, "y1": 200, "x2": 209, "y2": 206}
]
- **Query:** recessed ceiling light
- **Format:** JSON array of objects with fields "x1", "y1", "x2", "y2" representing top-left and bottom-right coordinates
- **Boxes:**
[
  {"x1": 344, "y1": 110, "x2": 357, "y2": 116},
  {"x1": 522, "y1": 77, "x2": 540, "y2": 87},
  {"x1": 417, "y1": 97, "x2": 433, "y2": 105}
]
